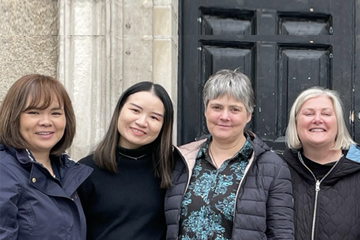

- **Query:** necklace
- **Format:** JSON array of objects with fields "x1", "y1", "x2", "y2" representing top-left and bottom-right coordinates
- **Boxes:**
[
  {"x1": 118, "y1": 151, "x2": 147, "y2": 160},
  {"x1": 208, "y1": 146, "x2": 219, "y2": 169}
]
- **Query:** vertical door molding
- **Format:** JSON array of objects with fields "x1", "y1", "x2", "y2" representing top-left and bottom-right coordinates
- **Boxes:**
[{"x1": 354, "y1": 0, "x2": 360, "y2": 142}]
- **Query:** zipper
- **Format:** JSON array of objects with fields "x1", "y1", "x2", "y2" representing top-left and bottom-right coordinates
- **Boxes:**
[
  {"x1": 174, "y1": 148, "x2": 194, "y2": 240},
  {"x1": 297, "y1": 152, "x2": 341, "y2": 240},
  {"x1": 311, "y1": 180, "x2": 320, "y2": 240},
  {"x1": 176, "y1": 148, "x2": 191, "y2": 222},
  {"x1": 233, "y1": 152, "x2": 254, "y2": 218}
]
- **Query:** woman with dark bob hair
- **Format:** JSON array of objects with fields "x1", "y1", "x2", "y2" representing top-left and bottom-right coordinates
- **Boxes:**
[
  {"x1": 0, "y1": 74, "x2": 93, "y2": 239},
  {"x1": 283, "y1": 86, "x2": 360, "y2": 239},
  {"x1": 77, "y1": 81, "x2": 174, "y2": 240}
]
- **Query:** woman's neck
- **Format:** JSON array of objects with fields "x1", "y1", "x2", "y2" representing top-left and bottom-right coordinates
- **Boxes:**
[
  {"x1": 302, "y1": 147, "x2": 342, "y2": 164},
  {"x1": 210, "y1": 134, "x2": 246, "y2": 160}
]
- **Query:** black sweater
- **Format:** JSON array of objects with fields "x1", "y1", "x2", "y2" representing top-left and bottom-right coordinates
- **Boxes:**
[{"x1": 77, "y1": 146, "x2": 166, "y2": 240}]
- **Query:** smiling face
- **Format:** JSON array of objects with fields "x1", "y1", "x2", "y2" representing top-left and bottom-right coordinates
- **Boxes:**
[
  {"x1": 19, "y1": 97, "x2": 66, "y2": 158},
  {"x1": 296, "y1": 95, "x2": 338, "y2": 150},
  {"x1": 205, "y1": 94, "x2": 251, "y2": 144},
  {"x1": 117, "y1": 91, "x2": 165, "y2": 149}
]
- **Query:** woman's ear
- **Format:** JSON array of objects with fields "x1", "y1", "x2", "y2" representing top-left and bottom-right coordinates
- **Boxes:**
[{"x1": 246, "y1": 112, "x2": 252, "y2": 123}]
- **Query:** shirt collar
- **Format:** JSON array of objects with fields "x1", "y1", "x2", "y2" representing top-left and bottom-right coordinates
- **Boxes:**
[{"x1": 197, "y1": 134, "x2": 253, "y2": 161}]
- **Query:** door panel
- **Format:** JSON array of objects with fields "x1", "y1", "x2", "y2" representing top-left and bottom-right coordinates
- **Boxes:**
[{"x1": 179, "y1": 0, "x2": 357, "y2": 151}]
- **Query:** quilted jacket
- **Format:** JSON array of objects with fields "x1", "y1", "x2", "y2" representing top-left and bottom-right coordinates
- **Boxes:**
[
  {"x1": 0, "y1": 144, "x2": 93, "y2": 240},
  {"x1": 165, "y1": 132, "x2": 294, "y2": 239},
  {"x1": 283, "y1": 145, "x2": 360, "y2": 240}
]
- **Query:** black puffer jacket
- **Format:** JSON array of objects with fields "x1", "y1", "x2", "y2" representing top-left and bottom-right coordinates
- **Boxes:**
[
  {"x1": 165, "y1": 133, "x2": 294, "y2": 240},
  {"x1": 283, "y1": 145, "x2": 360, "y2": 240}
]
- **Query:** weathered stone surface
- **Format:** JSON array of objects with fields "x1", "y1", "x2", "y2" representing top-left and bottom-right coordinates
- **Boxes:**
[
  {"x1": 0, "y1": 0, "x2": 58, "y2": 102},
  {"x1": 0, "y1": 0, "x2": 179, "y2": 160}
]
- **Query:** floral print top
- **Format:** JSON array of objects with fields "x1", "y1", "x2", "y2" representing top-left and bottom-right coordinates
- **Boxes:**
[{"x1": 179, "y1": 135, "x2": 253, "y2": 240}]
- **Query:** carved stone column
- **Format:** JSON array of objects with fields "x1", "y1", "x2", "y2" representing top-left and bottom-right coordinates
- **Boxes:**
[{"x1": 58, "y1": 0, "x2": 124, "y2": 159}]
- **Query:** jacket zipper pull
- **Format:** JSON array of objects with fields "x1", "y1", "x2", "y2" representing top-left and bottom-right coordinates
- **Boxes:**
[{"x1": 315, "y1": 180, "x2": 320, "y2": 192}]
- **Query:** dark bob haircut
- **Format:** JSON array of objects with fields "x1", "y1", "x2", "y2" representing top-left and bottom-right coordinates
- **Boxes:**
[{"x1": 0, "y1": 74, "x2": 76, "y2": 155}]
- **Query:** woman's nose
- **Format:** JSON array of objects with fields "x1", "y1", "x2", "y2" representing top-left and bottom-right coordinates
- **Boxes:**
[
  {"x1": 39, "y1": 114, "x2": 52, "y2": 126},
  {"x1": 135, "y1": 115, "x2": 148, "y2": 127},
  {"x1": 219, "y1": 110, "x2": 230, "y2": 121},
  {"x1": 312, "y1": 113, "x2": 323, "y2": 123}
]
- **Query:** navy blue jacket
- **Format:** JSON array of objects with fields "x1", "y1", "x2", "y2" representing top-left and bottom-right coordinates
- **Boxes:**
[
  {"x1": 0, "y1": 144, "x2": 93, "y2": 240},
  {"x1": 165, "y1": 133, "x2": 294, "y2": 239}
]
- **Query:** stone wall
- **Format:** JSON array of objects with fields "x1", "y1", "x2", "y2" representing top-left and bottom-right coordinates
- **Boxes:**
[
  {"x1": 0, "y1": 0, "x2": 178, "y2": 160},
  {"x1": 0, "y1": 0, "x2": 58, "y2": 100}
]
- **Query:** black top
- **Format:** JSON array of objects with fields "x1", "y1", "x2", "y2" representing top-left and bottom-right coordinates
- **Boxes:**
[
  {"x1": 283, "y1": 147, "x2": 360, "y2": 240},
  {"x1": 77, "y1": 144, "x2": 166, "y2": 240},
  {"x1": 301, "y1": 153, "x2": 335, "y2": 180}
]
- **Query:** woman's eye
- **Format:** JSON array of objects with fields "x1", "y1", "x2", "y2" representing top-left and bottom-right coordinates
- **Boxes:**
[
  {"x1": 27, "y1": 111, "x2": 39, "y2": 115},
  {"x1": 131, "y1": 108, "x2": 140, "y2": 113},
  {"x1": 150, "y1": 116, "x2": 159, "y2": 121}
]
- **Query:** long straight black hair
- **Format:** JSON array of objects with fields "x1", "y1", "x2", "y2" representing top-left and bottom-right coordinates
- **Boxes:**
[{"x1": 93, "y1": 81, "x2": 174, "y2": 188}]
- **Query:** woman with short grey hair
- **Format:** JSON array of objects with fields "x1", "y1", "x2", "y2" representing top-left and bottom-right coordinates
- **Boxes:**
[{"x1": 165, "y1": 69, "x2": 294, "y2": 239}]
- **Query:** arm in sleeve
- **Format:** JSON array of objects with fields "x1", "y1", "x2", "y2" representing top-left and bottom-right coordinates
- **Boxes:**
[
  {"x1": 0, "y1": 162, "x2": 21, "y2": 240},
  {"x1": 76, "y1": 173, "x2": 94, "y2": 217},
  {"x1": 266, "y1": 159, "x2": 295, "y2": 240}
]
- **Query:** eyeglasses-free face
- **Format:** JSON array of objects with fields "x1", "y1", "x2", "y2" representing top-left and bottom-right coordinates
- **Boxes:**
[{"x1": 117, "y1": 91, "x2": 165, "y2": 149}]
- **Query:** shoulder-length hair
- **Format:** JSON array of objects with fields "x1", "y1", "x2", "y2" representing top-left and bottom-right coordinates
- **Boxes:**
[
  {"x1": 285, "y1": 86, "x2": 355, "y2": 150},
  {"x1": 93, "y1": 81, "x2": 174, "y2": 188},
  {"x1": 0, "y1": 74, "x2": 76, "y2": 155},
  {"x1": 203, "y1": 69, "x2": 255, "y2": 114}
]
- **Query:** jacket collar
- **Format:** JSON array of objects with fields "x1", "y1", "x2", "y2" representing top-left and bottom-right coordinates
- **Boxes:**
[
  {"x1": 346, "y1": 144, "x2": 360, "y2": 163},
  {"x1": 175, "y1": 138, "x2": 206, "y2": 171},
  {"x1": 283, "y1": 145, "x2": 360, "y2": 183},
  {"x1": 175, "y1": 131, "x2": 269, "y2": 170},
  {"x1": 0, "y1": 144, "x2": 92, "y2": 198}
]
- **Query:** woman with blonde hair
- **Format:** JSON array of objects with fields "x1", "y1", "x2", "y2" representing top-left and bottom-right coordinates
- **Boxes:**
[{"x1": 283, "y1": 86, "x2": 360, "y2": 239}]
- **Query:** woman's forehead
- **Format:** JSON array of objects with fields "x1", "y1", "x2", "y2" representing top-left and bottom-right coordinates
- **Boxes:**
[{"x1": 24, "y1": 92, "x2": 63, "y2": 108}]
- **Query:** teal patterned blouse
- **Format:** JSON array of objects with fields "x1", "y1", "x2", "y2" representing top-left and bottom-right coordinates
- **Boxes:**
[{"x1": 179, "y1": 135, "x2": 253, "y2": 240}]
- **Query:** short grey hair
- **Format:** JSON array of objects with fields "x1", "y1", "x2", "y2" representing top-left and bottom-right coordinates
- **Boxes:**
[
  {"x1": 203, "y1": 69, "x2": 254, "y2": 114},
  {"x1": 285, "y1": 86, "x2": 355, "y2": 150}
]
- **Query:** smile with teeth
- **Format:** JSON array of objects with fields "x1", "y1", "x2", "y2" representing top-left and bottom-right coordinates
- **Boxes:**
[
  {"x1": 36, "y1": 132, "x2": 53, "y2": 135},
  {"x1": 131, "y1": 128, "x2": 146, "y2": 135},
  {"x1": 310, "y1": 128, "x2": 325, "y2": 132}
]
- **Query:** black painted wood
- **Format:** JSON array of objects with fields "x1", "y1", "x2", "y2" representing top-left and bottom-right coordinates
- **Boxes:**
[{"x1": 178, "y1": 0, "x2": 358, "y2": 151}]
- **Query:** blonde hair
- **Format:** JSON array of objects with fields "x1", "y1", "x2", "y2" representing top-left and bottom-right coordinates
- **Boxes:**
[{"x1": 285, "y1": 86, "x2": 355, "y2": 150}]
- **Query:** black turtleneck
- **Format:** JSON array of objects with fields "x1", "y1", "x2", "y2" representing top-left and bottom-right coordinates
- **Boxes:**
[{"x1": 77, "y1": 144, "x2": 166, "y2": 240}]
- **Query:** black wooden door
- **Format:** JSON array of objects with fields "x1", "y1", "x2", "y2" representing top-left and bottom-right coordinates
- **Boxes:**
[{"x1": 178, "y1": 0, "x2": 359, "y2": 151}]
